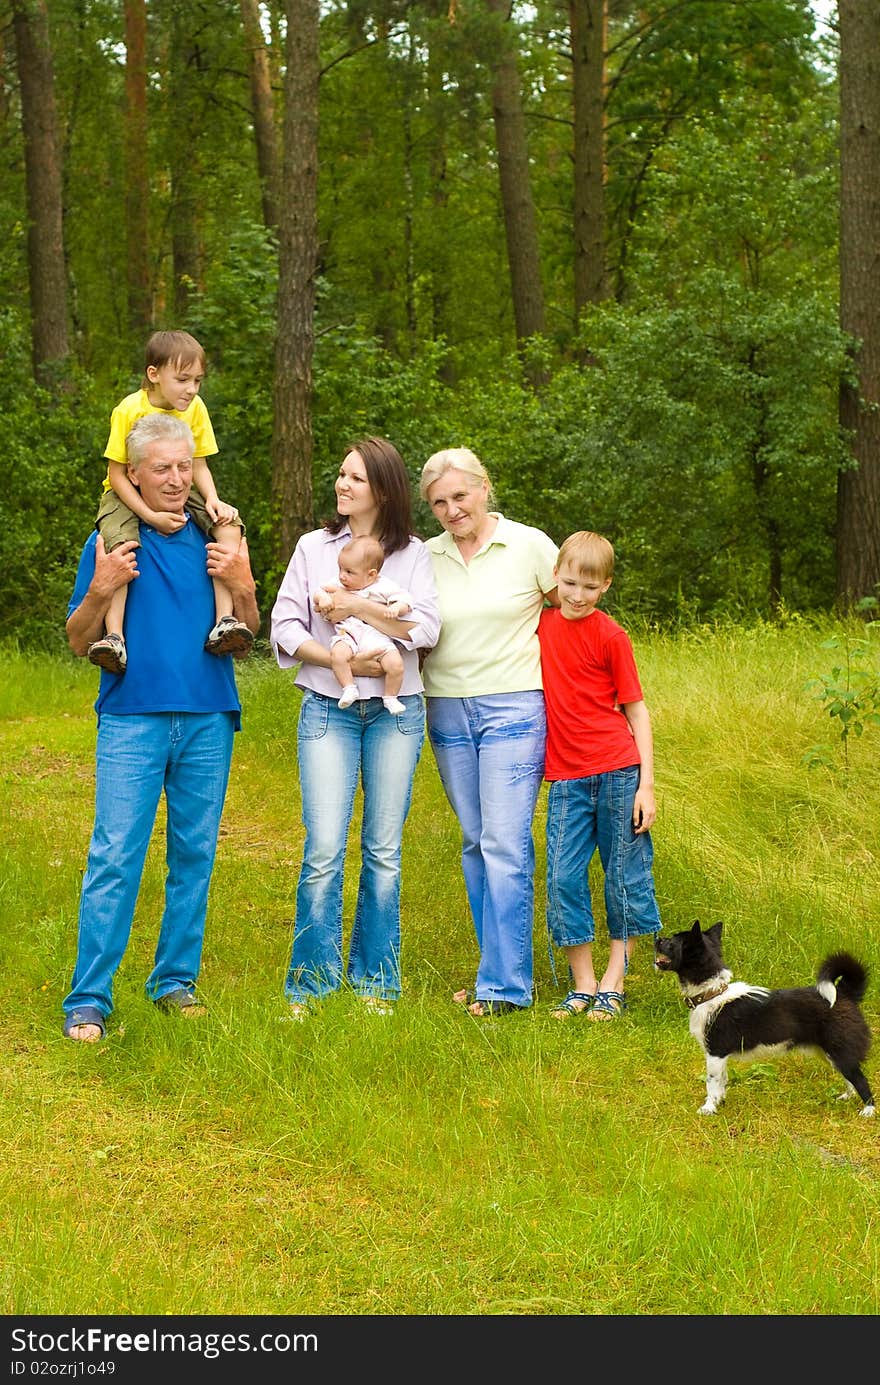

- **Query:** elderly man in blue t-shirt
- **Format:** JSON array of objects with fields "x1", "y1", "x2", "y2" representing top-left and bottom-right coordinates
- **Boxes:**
[{"x1": 62, "y1": 412, "x2": 260, "y2": 1042}]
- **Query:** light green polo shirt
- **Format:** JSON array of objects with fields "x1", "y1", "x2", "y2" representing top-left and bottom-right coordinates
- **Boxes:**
[{"x1": 423, "y1": 514, "x2": 559, "y2": 697}]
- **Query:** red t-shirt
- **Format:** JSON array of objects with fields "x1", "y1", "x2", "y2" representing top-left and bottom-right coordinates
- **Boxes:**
[{"x1": 538, "y1": 606, "x2": 644, "y2": 780}]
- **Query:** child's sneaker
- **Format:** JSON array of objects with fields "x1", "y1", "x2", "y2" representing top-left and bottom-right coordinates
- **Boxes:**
[
  {"x1": 88, "y1": 632, "x2": 127, "y2": 674},
  {"x1": 204, "y1": 615, "x2": 254, "y2": 656}
]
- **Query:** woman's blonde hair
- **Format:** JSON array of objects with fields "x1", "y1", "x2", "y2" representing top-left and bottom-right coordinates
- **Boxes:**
[
  {"x1": 419, "y1": 447, "x2": 495, "y2": 506},
  {"x1": 556, "y1": 531, "x2": 614, "y2": 581}
]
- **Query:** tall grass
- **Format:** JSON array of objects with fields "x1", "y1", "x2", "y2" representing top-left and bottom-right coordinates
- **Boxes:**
[{"x1": 1, "y1": 619, "x2": 878, "y2": 1316}]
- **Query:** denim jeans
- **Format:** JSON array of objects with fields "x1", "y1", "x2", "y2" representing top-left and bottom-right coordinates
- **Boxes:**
[
  {"x1": 545, "y1": 766, "x2": 661, "y2": 947},
  {"x1": 427, "y1": 692, "x2": 546, "y2": 1008},
  {"x1": 287, "y1": 691, "x2": 425, "y2": 1002},
  {"x1": 63, "y1": 711, "x2": 235, "y2": 1020}
]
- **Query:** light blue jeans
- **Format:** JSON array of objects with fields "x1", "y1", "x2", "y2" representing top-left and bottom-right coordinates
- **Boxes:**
[
  {"x1": 427, "y1": 692, "x2": 546, "y2": 1009},
  {"x1": 545, "y1": 766, "x2": 662, "y2": 946},
  {"x1": 287, "y1": 691, "x2": 425, "y2": 1002},
  {"x1": 63, "y1": 712, "x2": 235, "y2": 1020}
]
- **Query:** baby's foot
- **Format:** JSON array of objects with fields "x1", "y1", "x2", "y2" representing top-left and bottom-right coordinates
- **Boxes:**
[
  {"x1": 383, "y1": 696, "x2": 406, "y2": 715},
  {"x1": 338, "y1": 685, "x2": 358, "y2": 709}
]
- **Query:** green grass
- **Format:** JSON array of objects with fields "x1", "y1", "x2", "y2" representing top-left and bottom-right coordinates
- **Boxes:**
[{"x1": 1, "y1": 619, "x2": 879, "y2": 1316}]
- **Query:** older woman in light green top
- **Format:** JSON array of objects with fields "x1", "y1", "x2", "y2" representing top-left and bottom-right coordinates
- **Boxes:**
[{"x1": 420, "y1": 447, "x2": 558, "y2": 1017}]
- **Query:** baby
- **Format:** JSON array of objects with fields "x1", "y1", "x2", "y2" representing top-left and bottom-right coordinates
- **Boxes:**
[{"x1": 314, "y1": 534, "x2": 413, "y2": 715}]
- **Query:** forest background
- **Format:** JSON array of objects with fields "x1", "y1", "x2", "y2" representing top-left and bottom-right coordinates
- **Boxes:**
[{"x1": 1, "y1": 0, "x2": 879, "y2": 642}]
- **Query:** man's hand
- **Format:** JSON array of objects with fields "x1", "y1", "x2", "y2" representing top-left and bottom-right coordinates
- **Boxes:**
[
  {"x1": 149, "y1": 510, "x2": 188, "y2": 535},
  {"x1": 92, "y1": 535, "x2": 140, "y2": 595},
  {"x1": 205, "y1": 536, "x2": 260, "y2": 636},
  {"x1": 205, "y1": 534, "x2": 254, "y2": 593},
  {"x1": 66, "y1": 536, "x2": 139, "y2": 656}
]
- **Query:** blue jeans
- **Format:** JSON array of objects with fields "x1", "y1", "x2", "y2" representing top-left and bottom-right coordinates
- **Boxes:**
[
  {"x1": 427, "y1": 692, "x2": 546, "y2": 1008},
  {"x1": 287, "y1": 692, "x2": 425, "y2": 1002},
  {"x1": 63, "y1": 712, "x2": 235, "y2": 1020},
  {"x1": 546, "y1": 766, "x2": 661, "y2": 946}
]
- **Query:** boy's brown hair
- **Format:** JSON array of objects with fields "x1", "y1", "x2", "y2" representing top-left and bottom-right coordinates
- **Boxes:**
[
  {"x1": 556, "y1": 531, "x2": 614, "y2": 581},
  {"x1": 141, "y1": 330, "x2": 206, "y2": 386}
]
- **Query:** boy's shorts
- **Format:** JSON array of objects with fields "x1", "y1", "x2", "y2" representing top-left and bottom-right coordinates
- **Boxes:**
[{"x1": 96, "y1": 486, "x2": 244, "y2": 550}]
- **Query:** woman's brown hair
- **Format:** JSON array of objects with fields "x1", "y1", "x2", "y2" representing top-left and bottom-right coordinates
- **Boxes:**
[{"x1": 325, "y1": 436, "x2": 414, "y2": 555}]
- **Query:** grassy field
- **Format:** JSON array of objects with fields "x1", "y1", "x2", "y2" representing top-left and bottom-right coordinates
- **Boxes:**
[{"x1": 1, "y1": 618, "x2": 879, "y2": 1318}]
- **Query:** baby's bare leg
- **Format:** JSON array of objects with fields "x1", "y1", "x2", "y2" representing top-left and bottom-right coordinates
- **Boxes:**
[
  {"x1": 378, "y1": 647, "x2": 404, "y2": 698},
  {"x1": 330, "y1": 641, "x2": 356, "y2": 693}
]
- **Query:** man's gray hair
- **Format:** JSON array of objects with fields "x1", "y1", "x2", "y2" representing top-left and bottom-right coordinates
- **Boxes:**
[{"x1": 126, "y1": 413, "x2": 194, "y2": 469}]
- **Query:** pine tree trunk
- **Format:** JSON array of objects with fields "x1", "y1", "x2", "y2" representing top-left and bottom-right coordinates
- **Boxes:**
[
  {"x1": 837, "y1": 0, "x2": 880, "y2": 606},
  {"x1": 240, "y1": 0, "x2": 280, "y2": 236},
  {"x1": 570, "y1": 0, "x2": 608, "y2": 314},
  {"x1": 486, "y1": 0, "x2": 546, "y2": 355},
  {"x1": 124, "y1": 0, "x2": 151, "y2": 336},
  {"x1": 11, "y1": 0, "x2": 69, "y2": 376},
  {"x1": 271, "y1": 0, "x2": 319, "y2": 568}
]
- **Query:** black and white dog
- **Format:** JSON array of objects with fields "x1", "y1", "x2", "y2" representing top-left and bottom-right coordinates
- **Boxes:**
[{"x1": 654, "y1": 921, "x2": 875, "y2": 1117}]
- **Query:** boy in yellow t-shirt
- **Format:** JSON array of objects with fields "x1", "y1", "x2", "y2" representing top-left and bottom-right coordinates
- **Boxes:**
[{"x1": 87, "y1": 329, "x2": 253, "y2": 674}]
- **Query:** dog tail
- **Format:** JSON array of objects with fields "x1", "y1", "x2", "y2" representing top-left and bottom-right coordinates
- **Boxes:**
[{"x1": 816, "y1": 952, "x2": 868, "y2": 1007}]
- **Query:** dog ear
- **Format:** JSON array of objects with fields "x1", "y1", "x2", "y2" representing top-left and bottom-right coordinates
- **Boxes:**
[
  {"x1": 689, "y1": 920, "x2": 702, "y2": 936},
  {"x1": 705, "y1": 921, "x2": 724, "y2": 942}
]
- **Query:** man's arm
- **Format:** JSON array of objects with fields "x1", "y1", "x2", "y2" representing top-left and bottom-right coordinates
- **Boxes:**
[
  {"x1": 205, "y1": 535, "x2": 260, "y2": 634},
  {"x1": 66, "y1": 537, "x2": 140, "y2": 656}
]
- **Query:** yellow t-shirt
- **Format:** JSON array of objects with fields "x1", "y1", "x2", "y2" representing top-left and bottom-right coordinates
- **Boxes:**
[
  {"x1": 101, "y1": 389, "x2": 218, "y2": 491},
  {"x1": 423, "y1": 514, "x2": 559, "y2": 697}
]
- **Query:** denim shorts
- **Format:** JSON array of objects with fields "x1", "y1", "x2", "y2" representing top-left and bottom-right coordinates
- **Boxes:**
[{"x1": 545, "y1": 765, "x2": 662, "y2": 945}]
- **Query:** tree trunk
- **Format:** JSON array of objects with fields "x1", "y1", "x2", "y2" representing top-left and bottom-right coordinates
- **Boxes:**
[
  {"x1": 168, "y1": 11, "x2": 201, "y2": 318},
  {"x1": 11, "y1": 0, "x2": 69, "y2": 376},
  {"x1": 836, "y1": 0, "x2": 880, "y2": 606},
  {"x1": 0, "y1": 25, "x2": 11, "y2": 122},
  {"x1": 570, "y1": 0, "x2": 608, "y2": 314},
  {"x1": 271, "y1": 0, "x2": 319, "y2": 568},
  {"x1": 239, "y1": 0, "x2": 280, "y2": 236},
  {"x1": 486, "y1": 0, "x2": 546, "y2": 356},
  {"x1": 426, "y1": 30, "x2": 454, "y2": 382},
  {"x1": 124, "y1": 0, "x2": 151, "y2": 337},
  {"x1": 160, "y1": 4, "x2": 202, "y2": 317}
]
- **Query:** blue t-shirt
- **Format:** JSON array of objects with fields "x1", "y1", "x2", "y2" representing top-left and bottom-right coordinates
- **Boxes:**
[{"x1": 69, "y1": 521, "x2": 242, "y2": 729}]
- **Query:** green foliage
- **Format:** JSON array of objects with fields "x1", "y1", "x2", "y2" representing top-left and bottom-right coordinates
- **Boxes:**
[
  {"x1": 0, "y1": 312, "x2": 105, "y2": 648},
  {"x1": 0, "y1": 0, "x2": 856, "y2": 641},
  {"x1": 802, "y1": 606, "x2": 880, "y2": 769}
]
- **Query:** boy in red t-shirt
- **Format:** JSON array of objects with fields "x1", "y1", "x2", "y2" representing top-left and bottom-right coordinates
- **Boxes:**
[{"x1": 538, "y1": 531, "x2": 661, "y2": 1020}]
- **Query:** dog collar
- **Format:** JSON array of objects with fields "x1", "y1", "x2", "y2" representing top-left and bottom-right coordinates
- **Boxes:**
[{"x1": 684, "y1": 980, "x2": 730, "y2": 1009}]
